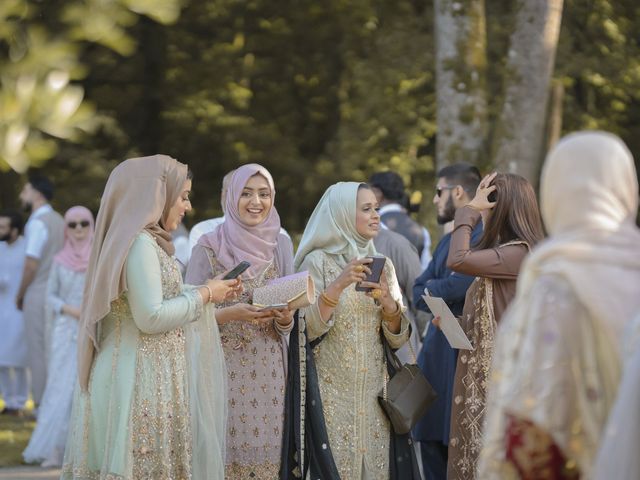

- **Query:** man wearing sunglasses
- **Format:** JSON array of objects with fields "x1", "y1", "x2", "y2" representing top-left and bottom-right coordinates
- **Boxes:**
[
  {"x1": 15, "y1": 175, "x2": 65, "y2": 410},
  {"x1": 412, "y1": 163, "x2": 482, "y2": 480}
]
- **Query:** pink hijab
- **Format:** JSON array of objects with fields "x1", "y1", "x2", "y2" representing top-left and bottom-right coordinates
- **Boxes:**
[
  {"x1": 54, "y1": 206, "x2": 94, "y2": 272},
  {"x1": 198, "y1": 164, "x2": 280, "y2": 279}
]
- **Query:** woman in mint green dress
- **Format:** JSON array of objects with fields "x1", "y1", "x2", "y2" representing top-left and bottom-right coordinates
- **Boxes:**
[{"x1": 61, "y1": 155, "x2": 239, "y2": 480}]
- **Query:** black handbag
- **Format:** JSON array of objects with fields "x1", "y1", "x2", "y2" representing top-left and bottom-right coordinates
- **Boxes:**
[{"x1": 378, "y1": 334, "x2": 437, "y2": 434}]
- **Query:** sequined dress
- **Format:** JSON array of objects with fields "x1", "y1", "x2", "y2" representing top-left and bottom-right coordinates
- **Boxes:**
[
  {"x1": 445, "y1": 206, "x2": 529, "y2": 480},
  {"x1": 298, "y1": 251, "x2": 410, "y2": 480},
  {"x1": 186, "y1": 246, "x2": 291, "y2": 480},
  {"x1": 61, "y1": 232, "x2": 207, "y2": 479}
]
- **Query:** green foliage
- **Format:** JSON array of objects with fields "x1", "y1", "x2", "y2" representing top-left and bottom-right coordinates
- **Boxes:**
[
  {"x1": 1, "y1": 0, "x2": 640, "y2": 234},
  {"x1": 0, "y1": 0, "x2": 182, "y2": 172},
  {"x1": 556, "y1": 0, "x2": 640, "y2": 155}
]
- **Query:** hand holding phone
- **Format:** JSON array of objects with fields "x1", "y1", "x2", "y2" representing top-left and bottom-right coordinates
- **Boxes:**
[
  {"x1": 355, "y1": 256, "x2": 386, "y2": 292},
  {"x1": 223, "y1": 261, "x2": 251, "y2": 280}
]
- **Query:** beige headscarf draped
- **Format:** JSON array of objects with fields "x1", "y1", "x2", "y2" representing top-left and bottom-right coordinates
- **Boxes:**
[
  {"x1": 293, "y1": 182, "x2": 377, "y2": 271},
  {"x1": 519, "y1": 130, "x2": 640, "y2": 335},
  {"x1": 479, "y1": 131, "x2": 640, "y2": 478},
  {"x1": 77, "y1": 154, "x2": 188, "y2": 390}
]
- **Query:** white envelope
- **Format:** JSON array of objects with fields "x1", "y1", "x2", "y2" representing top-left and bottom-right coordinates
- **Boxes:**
[{"x1": 421, "y1": 293, "x2": 474, "y2": 350}]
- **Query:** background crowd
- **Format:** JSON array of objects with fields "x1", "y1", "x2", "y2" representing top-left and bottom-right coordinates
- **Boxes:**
[{"x1": 0, "y1": 128, "x2": 638, "y2": 479}]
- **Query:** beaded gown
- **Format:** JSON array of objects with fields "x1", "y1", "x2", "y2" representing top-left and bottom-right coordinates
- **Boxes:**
[
  {"x1": 297, "y1": 251, "x2": 410, "y2": 480},
  {"x1": 186, "y1": 242, "x2": 293, "y2": 480},
  {"x1": 62, "y1": 232, "x2": 224, "y2": 479}
]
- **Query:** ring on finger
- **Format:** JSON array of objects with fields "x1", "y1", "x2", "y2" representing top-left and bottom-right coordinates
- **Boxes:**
[
  {"x1": 355, "y1": 265, "x2": 364, "y2": 273},
  {"x1": 371, "y1": 288, "x2": 382, "y2": 299}
]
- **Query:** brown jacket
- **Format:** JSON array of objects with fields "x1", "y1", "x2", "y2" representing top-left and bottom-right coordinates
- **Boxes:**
[{"x1": 446, "y1": 206, "x2": 529, "y2": 480}]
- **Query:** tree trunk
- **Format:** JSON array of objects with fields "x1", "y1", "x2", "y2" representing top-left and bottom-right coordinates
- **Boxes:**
[
  {"x1": 545, "y1": 79, "x2": 564, "y2": 152},
  {"x1": 434, "y1": 0, "x2": 488, "y2": 170},
  {"x1": 491, "y1": 0, "x2": 564, "y2": 184}
]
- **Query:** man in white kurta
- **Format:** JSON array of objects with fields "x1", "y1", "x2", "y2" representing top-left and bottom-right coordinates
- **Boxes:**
[
  {"x1": 0, "y1": 211, "x2": 29, "y2": 413},
  {"x1": 16, "y1": 177, "x2": 65, "y2": 406}
]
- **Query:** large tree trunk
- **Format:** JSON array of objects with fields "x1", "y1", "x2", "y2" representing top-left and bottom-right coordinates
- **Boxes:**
[
  {"x1": 491, "y1": 0, "x2": 564, "y2": 183},
  {"x1": 545, "y1": 79, "x2": 564, "y2": 151},
  {"x1": 434, "y1": 0, "x2": 488, "y2": 170}
]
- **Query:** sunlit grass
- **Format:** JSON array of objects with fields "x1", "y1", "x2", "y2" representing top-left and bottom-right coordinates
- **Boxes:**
[{"x1": 0, "y1": 398, "x2": 37, "y2": 467}]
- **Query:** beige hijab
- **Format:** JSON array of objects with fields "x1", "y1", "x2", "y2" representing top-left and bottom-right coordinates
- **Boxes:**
[
  {"x1": 479, "y1": 131, "x2": 640, "y2": 478},
  {"x1": 521, "y1": 130, "x2": 640, "y2": 336},
  {"x1": 77, "y1": 154, "x2": 188, "y2": 390}
]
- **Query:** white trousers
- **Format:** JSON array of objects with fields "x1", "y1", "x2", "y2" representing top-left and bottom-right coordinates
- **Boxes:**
[{"x1": 0, "y1": 366, "x2": 29, "y2": 409}]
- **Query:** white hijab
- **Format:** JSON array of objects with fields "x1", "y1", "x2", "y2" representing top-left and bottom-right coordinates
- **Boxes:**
[
  {"x1": 294, "y1": 182, "x2": 377, "y2": 271},
  {"x1": 479, "y1": 131, "x2": 640, "y2": 479}
]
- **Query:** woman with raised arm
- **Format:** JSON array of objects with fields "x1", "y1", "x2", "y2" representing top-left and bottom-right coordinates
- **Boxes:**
[
  {"x1": 185, "y1": 163, "x2": 294, "y2": 479},
  {"x1": 62, "y1": 155, "x2": 239, "y2": 480},
  {"x1": 445, "y1": 172, "x2": 544, "y2": 480}
]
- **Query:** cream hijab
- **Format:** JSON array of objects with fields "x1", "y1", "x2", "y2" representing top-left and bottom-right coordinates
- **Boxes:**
[
  {"x1": 521, "y1": 130, "x2": 640, "y2": 335},
  {"x1": 479, "y1": 131, "x2": 640, "y2": 478},
  {"x1": 294, "y1": 182, "x2": 377, "y2": 271},
  {"x1": 77, "y1": 154, "x2": 188, "y2": 390}
]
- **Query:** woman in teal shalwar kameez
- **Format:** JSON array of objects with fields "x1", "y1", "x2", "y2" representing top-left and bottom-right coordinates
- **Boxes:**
[{"x1": 61, "y1": 155, "x2": 238, "y2": 480}]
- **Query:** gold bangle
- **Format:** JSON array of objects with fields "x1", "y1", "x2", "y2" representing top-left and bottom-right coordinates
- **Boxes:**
[
  {"x1": 203, "y1": 284, "x2": 213, "y2": 304},
  {"x1": 381, "y1": 301, "x2": 401, "y2": 320},
  {"x1": 320, "y1": 291, "x2": 339, "y2": 308}
]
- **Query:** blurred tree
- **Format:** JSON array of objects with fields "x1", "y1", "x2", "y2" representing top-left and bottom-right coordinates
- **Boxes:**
[
  {"x1": 0, "y1": 0, "x2": 182, "y2": 172},
  {"x1": 433, "y1": 0, "x2": 564, "y2": 183},
  {"x1": 433, "y1": 0, "x2": 488, "y2": 170},
  {"x1": 491, "y1": 0, "x2": 564, "y2": 183},
  {"x1": 2, "y1": 0, "x2": 639, "y2": 236}
]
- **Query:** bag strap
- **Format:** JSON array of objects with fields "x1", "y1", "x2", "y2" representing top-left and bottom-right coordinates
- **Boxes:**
[{"x1": 380, "y1": 328, "x2": 408, "y2": 401}]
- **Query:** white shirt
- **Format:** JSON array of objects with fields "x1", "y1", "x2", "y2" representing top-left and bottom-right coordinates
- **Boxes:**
[
  {"x1": 186, "y1": 216, "x2": 291, "y2": 262},
  {"x1": 187, "y1": 218, "x2": 226, "y2": 257},
  {"x1": 24, "y1": 204, "x2": 53, "y2": 259},
  {"x1": 378, "y1": 203, "x2": 432, "y2": 269}
]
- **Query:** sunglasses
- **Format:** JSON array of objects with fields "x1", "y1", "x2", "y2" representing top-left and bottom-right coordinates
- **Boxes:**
[
  {"x1": 435, "y1": 185, "x2": 457, "y2": 198},
  {"x1": 67, "y1": 220, "x2": 90, "y2": 229}
]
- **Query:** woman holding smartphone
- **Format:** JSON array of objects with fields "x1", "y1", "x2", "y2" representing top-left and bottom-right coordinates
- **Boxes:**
[
  {"x1": 185, "y1": 164, "x2": 294, "y2": 479},
  {"x1": 62, "y1": 155, "x2": 237, "y2": 479},
  {"x1": 282, "y1": 182, "x2": 418, "y2": 480}
]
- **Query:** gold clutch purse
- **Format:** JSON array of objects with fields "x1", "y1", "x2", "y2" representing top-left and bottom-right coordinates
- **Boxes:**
[{"x1": 252, "y1": 271, "x2": 316, "y2": 310}]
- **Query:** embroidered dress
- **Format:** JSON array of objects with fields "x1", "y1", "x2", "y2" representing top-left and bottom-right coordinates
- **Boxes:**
[
  {"x1": 186, "y1": 244, "x2": 291, "y2": 480},
  {"x1": 447, "y1": 277, "x2": 496, "y2": 479},
  {"x1": 445, "y1": 206, "x2": 530, "y2": 480},
  {"x1": 61, "y1": 232, "x2": 224, "y2": 479},
  {"x1": 297, "y1": 252, "x2": 411, "y2": 480},
  {"x1": 23, "y1": 264, "x2": 86, "y2": 466}
]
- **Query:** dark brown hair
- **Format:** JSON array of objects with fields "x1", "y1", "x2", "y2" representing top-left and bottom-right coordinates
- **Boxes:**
[{"x1": 476, "y1": 173, "x2": 545, "y2": 250}]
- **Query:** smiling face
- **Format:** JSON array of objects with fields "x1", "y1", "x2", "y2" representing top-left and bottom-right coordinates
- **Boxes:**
[
  {"x1": 355, "y1": 187, "x2": 381, "y2": 239},
  {"x1": 165, "y1": 179, "x2": 193, "y2": 231},
  {"x1": 237, "y1": 174, "x2": 272, "y2": 227}
]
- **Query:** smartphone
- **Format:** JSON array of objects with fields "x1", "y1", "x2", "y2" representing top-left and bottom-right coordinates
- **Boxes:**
[
  {"x1": 257, "y1": 303, "x2": 289, "y2": 312},
  {"x1": 222, "y1": 261, "x2": 251, "y2": 280},
  {"x1": 355, "y1": 256, "x2": 386, "y2": 292}
]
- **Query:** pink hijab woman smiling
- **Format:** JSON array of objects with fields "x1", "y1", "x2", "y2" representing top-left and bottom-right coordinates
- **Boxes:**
[{"x1": 197, "y1": 164, "x2": 284, "y2": 279}]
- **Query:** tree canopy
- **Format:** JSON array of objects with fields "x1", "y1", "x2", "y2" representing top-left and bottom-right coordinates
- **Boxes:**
[{"x1": 1, "y1": 0, "x2": 639, "y2": 235}]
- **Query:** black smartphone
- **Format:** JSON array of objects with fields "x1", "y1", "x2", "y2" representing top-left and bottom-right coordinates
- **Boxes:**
[
  {"x1": 222, "y1": 261, "x2": 251, "y2": 280},
  {"x1": 355, "y1": 256, "x2": 386, "y2": 292}
]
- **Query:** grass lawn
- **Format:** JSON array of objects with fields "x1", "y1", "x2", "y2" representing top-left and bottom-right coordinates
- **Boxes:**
[{"x1": 0, "y1": 399, "x2": 36, "y2": 467}]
